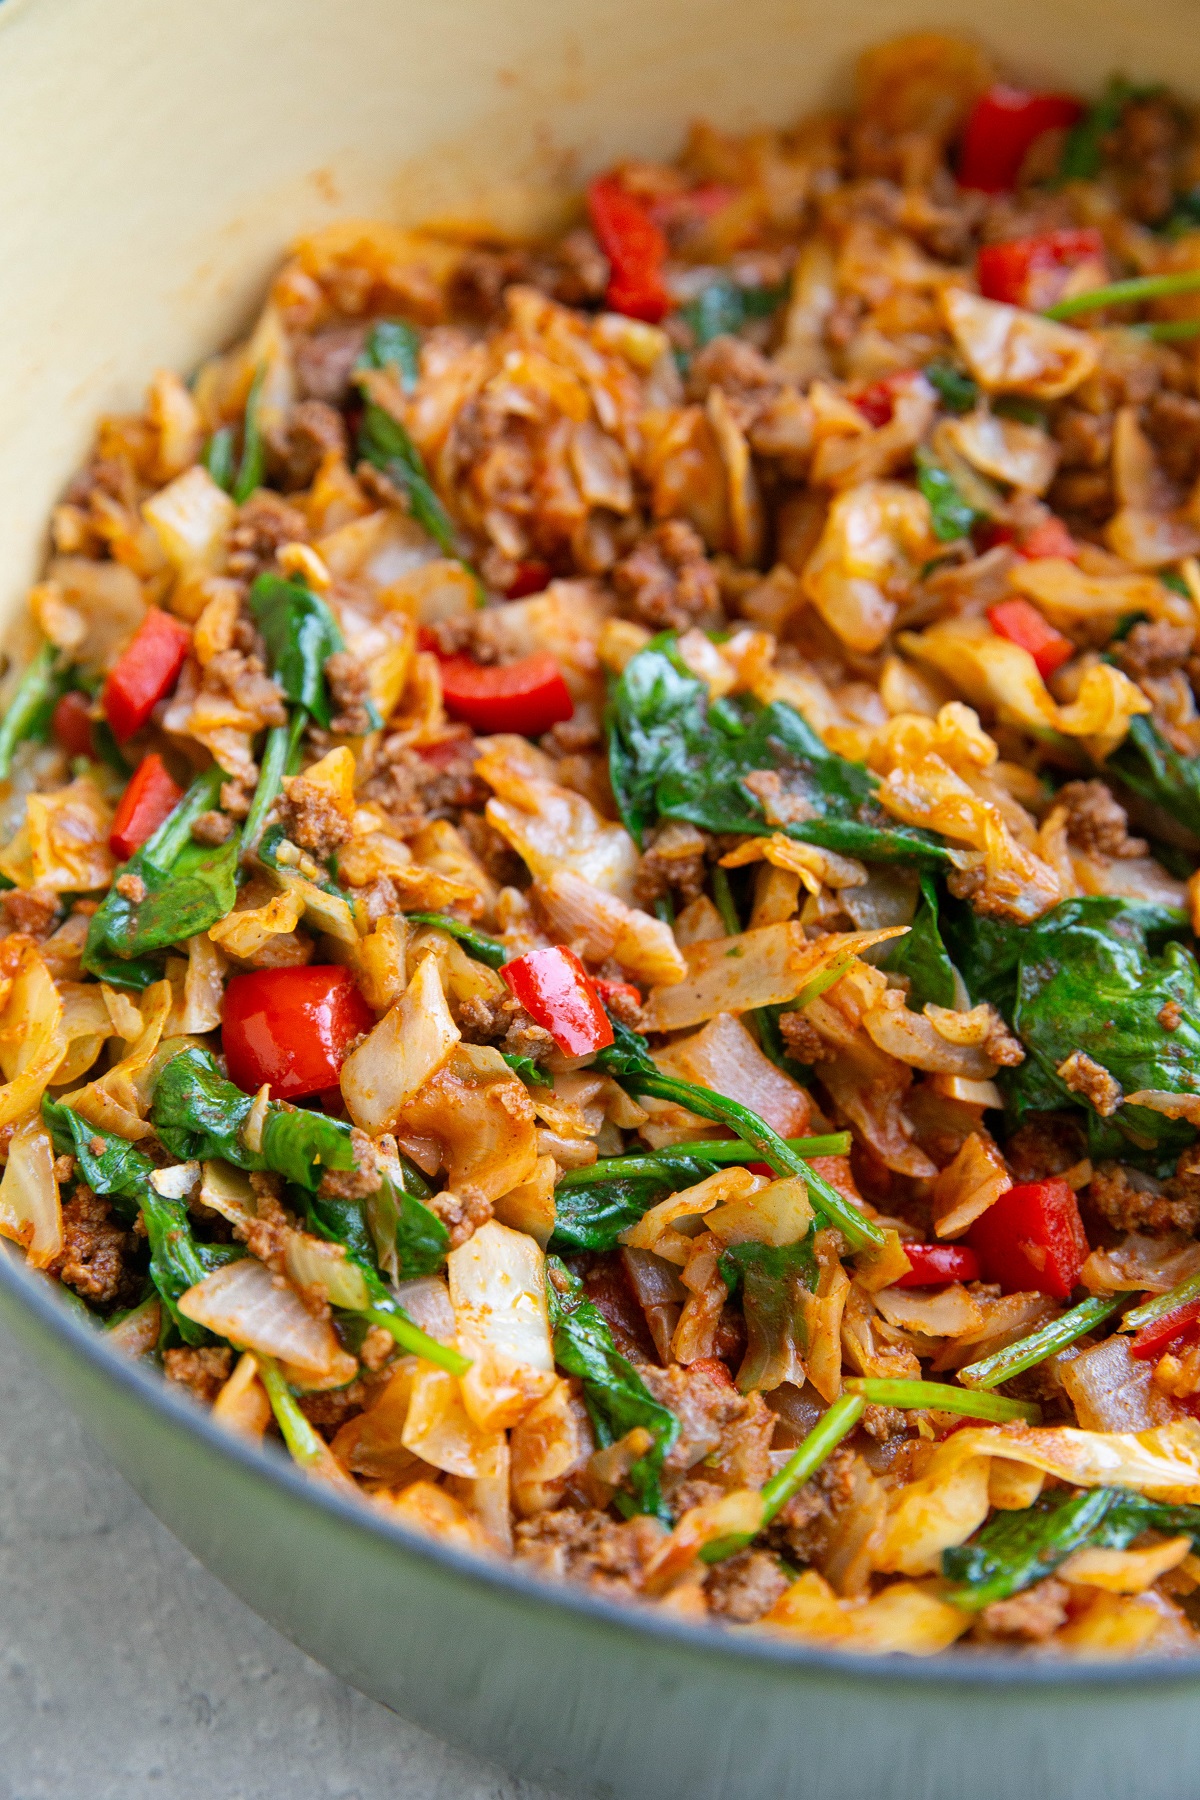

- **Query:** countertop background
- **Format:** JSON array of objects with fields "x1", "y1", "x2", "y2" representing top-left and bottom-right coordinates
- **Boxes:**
[{"x1": 0, "y1": 1323, "x2": 560, "y2": 1800}]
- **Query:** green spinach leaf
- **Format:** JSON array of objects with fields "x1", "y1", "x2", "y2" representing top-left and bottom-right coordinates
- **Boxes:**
[
  {"x1": 923, "y1": 361, "x2": 978, "y2": 414},
  {"x1": 248, "y1": 572, "x2": 369, "y2": 731},
  {"x1": 1007, "y1": 896, "x2": 1199, "y2": 1150},
  {"x1": 357, "y1": 318, "x2": 422, "y2": 392},
  {"x1": 232, "y1": 365, "x2": 267, "y2": 504},
  {"x1": 546, "y1": 1256, "x2": 679, "y2": 1521},
  {"x1": 550, "y1": 1152, "x2": 721, "y2": 1253},
  {"x1": 1060, "y1": 77, "x2": 1161, "y2": 183},
  {"x1": 883, "y1": 874, "x2": 958, "y2": 1010},
  {"x1": 677, "y1": 277, "x2": 789, "y2": 348},
  {"x1": 1107, "y1": 713, "x2": 1200, "y2": 841},
  {"x1": 718, "y1": 1237, "x2": 816, "y2": 1393},
  {"x1": 83, "y1": 765, "x2": 239, "y2": 981},
  {"x1": 608, "y1": 635, "x2": 950, "y2": 865},
  {"x1": 402, "y1": 912, "x2": 508, "y2": 969},
  {"x1": 915, "y1": 447, "x2": 981, "y2": 542},
  {"x1": 356, "y1": 401, "x2": 458, "y2": 559},
  {"x1": 0, "y1": 643, "x2": 63, "y2": 781}
]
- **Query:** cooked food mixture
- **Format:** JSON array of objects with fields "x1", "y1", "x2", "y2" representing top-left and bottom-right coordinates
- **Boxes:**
[{"x1": 14, "y1": 32, "x2": 1200, "y2": 1657}]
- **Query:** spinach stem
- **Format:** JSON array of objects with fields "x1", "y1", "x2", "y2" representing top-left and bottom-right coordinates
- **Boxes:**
[
  {"x1": 1122, "y1": 1269, "x2": 1200, "y2": 1333},
  {"x1": 244, "y1": 708, "x2": 307, "y2": 850},
  {"x1": 699, "y1": 1391, "x2": 866, "y2": 1563},
  {"x1": 0, "y1": 641, "x2": 58, "y2": 780},
  {"x1": 362, "y1": 1305, "x2": 471, "y2": 1376},
  {"x1": 555, "y1": 1134, "x2": 851, "y2": 1188},
  {"x1": 1044, "y1": 269, "x2": 1200, "y2": 320},
  {"x1": 844, "y1": 1376, "x2": 1041, "y2": 1425},
  {"x1": 958, "y1": 1295, "x2": 1123, "y2": 1390},
  {"x1": 711, "y1": 865, "x2": 741, "y2": 936}
]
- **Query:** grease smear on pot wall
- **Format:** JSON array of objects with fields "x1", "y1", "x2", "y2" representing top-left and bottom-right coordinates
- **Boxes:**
[{"x1": 8, "y1": 28, "x2": 1200, "y2": 1660}]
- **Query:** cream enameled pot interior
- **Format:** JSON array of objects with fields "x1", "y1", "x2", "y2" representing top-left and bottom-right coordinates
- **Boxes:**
[{"x1": 0, "y1": 0, "x2": 1196, "y2": 627}]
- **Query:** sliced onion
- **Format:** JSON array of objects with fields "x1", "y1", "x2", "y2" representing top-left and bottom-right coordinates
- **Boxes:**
[
  {"x1": 177, "y1": 1258, "x2": 357, "y2": 1382},
  {"x1": 0, "y1": 1122, "x2": 61, "y2": 1268},
  {"x1": 447, "y1": 1219, "x2": 555, "y2": 1433}
]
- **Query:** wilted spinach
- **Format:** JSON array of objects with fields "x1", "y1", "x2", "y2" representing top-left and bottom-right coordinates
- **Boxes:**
[
  {"x1": 883, "y1": 874, "x2": 958, "y2": 1011},
  {"x1": 83, "y1": 765, "x2": 240, "y2": 986},
  {"x1": 248, "y1": 572, "x2": 373, "y2": 731},
  {"x1": 550, "y1": 1151, "x2": 722, "y2": 1253},
  {"x1": 546, "y1": 1257, "x2": 679, "y2": 1521},
  {"x1": 914, "y1": 447, "x2": 981, "y2": 542},
  {"x1": 718, "y1": 1238, "x2": 815, "y2": 1393},
  {"x1": 1107, "y1": 713, "x2": 1200, "y2": 841},
  {"x1": 677, "y1": 277, "x2": 789, "y2": 348},
  {"x1": 608, "y1": 636, "x2": 949, "y2": 866}
]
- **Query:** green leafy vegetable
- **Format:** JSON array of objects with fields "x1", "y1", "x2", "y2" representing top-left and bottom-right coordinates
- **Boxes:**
[
  {"x1": 501, "y1": 1051, "x2": 551, "y2": 1088},
  {"x1": 357, "y1": 318, "x2": 422, "y2": 392},
  {"x1": 1005, "y1": 897, "x2": 1200, "y2": 1153},
  {"x1": 1044, "y1": 270, "x2": 1200, "y2": 322},
  {"x1": 259, "y1": 1357, "x2": 347, "y2": 1470},
  {"x1": 83, "y1": 765, "x2": 240, "y2": 984},
  {"x1": 243, "y1": 707, "x2": 308, "y2": 850},
  {"x1": 944, "y1": 1485, "x2": 1200, "y2": 1610},
  {"x1": 402, "y1": 912, "x2": 508, "y2": 969},
  {"x1": 958, "y1": 1295, "x2": 1124, "y2": 1390},
  {"x1": 701, "y1": 1390, "x2": 865, "y2": 1563},
  {"x1": 546, "y1": 1257, "x2": 678, "y2": 1521},
  {"x1": 882, "y1": 874, "x2": 958, "y2": 1011},
  {"x1": 202, "y1": 424, "x2": 237, "y2": 493},
  {"x1": 596, "y1": 1017, "x2": 884, "y2": 1250},
  {"x1": 231, "y1": 365, "x2": 267, "y2": 504},
  {"x1": 719, "y1": 1238, "x2": 815, "y2": 1392},
  {"x1": 844, "y1": 1377, "x2": 1040, "y2": 1425},
  {"x1": 300, "y1": 1184, "x2": 460, "y2": 1368},
  {"x1": 940, "y1": 899, "x2": 1023, "y2": 1013},
  {"x1": 43, "y1": 1103, "x2": 239, "y2": 1343},
  {"x1": 1059, "y1": 76, "x2": 1161, "y2": 183},
  {"x1": 0, "y1": 642, "x2": 61, "y2": 781},
  {"x1": 151, "y1": 1046, "x2": 357, "y2": 1190},
  {"x1": 923, "y1": 360, "x2": 978, "y2": 414},
  {"x1": 248, "y1": 572, "x2": 371, "y2": 731},
  {"x1": 608, "y1": 635, "x2": 950, "y2": 866},
  {"x1": 356, "y1": 387, "x2": 459, "y2": 559},
  {"x1": 551, "y1": 1152, "x2": 721, "y2": 1252},
  {"x1": 1107, "y1": 713, "x2": 1200, "y2": 841},
  {"x1": 677, "y1": 277, "x2": 788, "y2": 348},
  {"x1": 915, "y1": 447, "x2": 981, "y2": 542}
]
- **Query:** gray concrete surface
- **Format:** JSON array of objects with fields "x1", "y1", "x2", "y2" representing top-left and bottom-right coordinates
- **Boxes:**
[{"x1": 0, "y1": 1324, "x2": 562, "y2": 1800}]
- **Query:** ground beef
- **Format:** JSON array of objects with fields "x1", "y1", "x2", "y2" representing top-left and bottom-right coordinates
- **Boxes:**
[
  {"x1": 114, "y1": 872, "x2": 146, "y2": 903},
  {"x1": 226, "y1": 491, "x2": 310, "y2": 579},
  {"x1": 1005, "y1": 1115, "x2": 1086, "y2": 1183},
  {"x1": 361, "y1": 736, "x2": 485, "y2": 833},
  {"x1": 163, "y1": 1346, "x2": 233, "y2": 1405},
  {"x1": 191, "y1": 810, "x2": 234, "y2": 845},
  {"x1": 1112, "y1": 622, "x2": 1195, "y2": 684},
  {"x1": 770, "y1": 1445, "x2": 857, "y2": 1563},
  {"x1": 240, "y1": 925, "x2": 315, "y2": 970},
  {"x1": 1160, "y1": 999, "x2": 1183, "y2": 1032},
  {"x1": 632, "y1": 821, "x2": 710, "y2": 909},
  {"x1": 513, "y1": 1507, "x2": 664, "y2": 1601},
  {"x1": 1145, "y1": 391, "x2": 1200, "y2": 489},
  {"x1": 323, "y1": 650, "x2": 376, "y2": 736},
  {"x1": 426, "y1": 1188, "x2": 493, "y2": 1250},
  {"x1": 274, "y1": 400, "x2": 347, "y2": 490},
  {"x1": 612, "y1": 521, "x2": 721, "y2": 633},
  {"x1": 458, "y1": 809, "x2": 526, "y2": 888},
  {"x1": 275, "y1": 775, "x2": 354, "y2": 859},
  {"x1": 0, "y1": 889, "x2": 58, "y2": 939},
  {"x1": 1056, "y1": 1051, "x2": 1123, "y2": 1117},
  {"x1": 703, "y1": 1549, "x2": 789, "y2": 1623},
  {"x1": 295, "y1": 324, "x2": 369, "y2": 405},
  {"x1": 51, "y1": 1189, "x2": 139, "y2": 1306},
  {"x1": 1055, "y1": 778, "x2": 1149, "y2": 859},
  {"x1": 221, "y1": 776, "x2": 257, "y2": 819},
  {"x1": 1053, "y1": 406, "x2": 1114, "y2": 470},
  {"x1": 979, "y1": 1577, "x2": 1069, "y2": 1642},
  {"x1": 1112, "y1": 98, "x2": 1181, "y2": 224},
  {"x1": 540, "y1": 229, "x2": 610, "y2": 307},
  {"x1": 298, "y1": 1376, "x2": 376, "y2": 1431},
  {"x1": 232, "y1": 1183, "x2": 296, "y2": 1275},
  {"x1": 1091, "y1": 1157, "x2": 1200, "y2": 1235},
  {"x1": 317, "y1": 1128, "x2": 383, "y2": 1200},
  {"x1": 685, "y1": 335, "x2": 780, "y2": 421},
  {"x1": 861, "y1": 1403, "x2": 906, "y2": 1440},
  {"x1": 203, "y1": 648, "x2": 289, "y2": 728},
  {"x1": 778, "y1": 1010, "x2": 834, "y2": 1063},
  {"x1": 637, "y1": 1363, "x2": 748, "y2": 1473}
]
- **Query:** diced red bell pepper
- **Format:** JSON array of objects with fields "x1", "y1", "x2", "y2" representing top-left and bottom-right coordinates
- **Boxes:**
[
  {"x1": 687, "y1": 1355, "x2": 736, "y2": 1388},
  {"x1": 1130, "y1": 1297, "x2": 1200, "y2": 1362},
  {"x1": 968, "y1": 1178, "x2": 1090, "y2": 1300},
  {"x1": 853, "y1": 381, "x2": 898, "y2": 429},
  {"x1": 439, "y1": 652, "x2": 574, "y2": 736},
  {"x1": 1020, "y1": 517, "x2": 1079, "y2": 561},
  {"x1": 958, "y1": 86, "x2": 1085, "y2": 193},
  {"x1": 587, "y1": 175, "x2": 671, "y2": 324},
  {"x1": 978, "y1": 228, "x2": 1105, "y2": 310},
  {"x1": 502, "y1": 944, "x2": 614, "y2": 1058},
  {"x1": 987, "y1": 597, "x2": 1076, "y2": 679},
  {"x1": 102, "y1": 608, "x2": 192, "y2": 743},
  {"x1": 51, "y1": 690, "x2": 96, "y2": 759},
  {"x1": 108, "y1": 753, "x2": 184, "y2": 860},
  {"x1": 506, "y1": 561, "x2": 553, "y2": 599},
  {"x1": 222, "y1": 965, "x2": 376, "y2": 1100},
  {"x1": 895, "y1": 1243, "x2": 982, "y2": 1288}
]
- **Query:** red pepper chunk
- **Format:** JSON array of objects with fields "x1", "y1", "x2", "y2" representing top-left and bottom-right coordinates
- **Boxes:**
[
  {"x1": 222, "y1": 966, "x2": 376, "y2": 1101},
  {"x1": 587, "y1": 176, "x2": 670, "y2": 324},
  {"x1": 987, "y1": 598, "x2": 1075, "y2": 679},
  {"x1": 968, "y1": 1178, "x2": 1089, "y2": 1300},
  {"x1": 108, "y1": 753, "x2": 183, "y2": 860},
  {"x1": 1130, "y1": 1298, "x2": 1200, "y2": 1362},
  {"x1": 506, "y1": 561, "x2": 552, "y2": 599},
  {"x1": 439, "y1": 652, "x2": 574, "y2": 736},
  {"x1": 51, "y1": 690, "x2": 96, "y2": 759},
  {"x1": 895, "y1": 1244, "x2": 981, "y2": 1288},
  {"x1": 102, "y1": 608, "x2": 191, "y2": 743},
  {"x1": 958, "y1": 86, "x2": 1085, "y2": 193},
  {"x1": 978, "y1": 228, "x2": 1105, "y2": 310},
  {"x1": 502, "y1": 945, "x2": 614, "y2": 1058}
]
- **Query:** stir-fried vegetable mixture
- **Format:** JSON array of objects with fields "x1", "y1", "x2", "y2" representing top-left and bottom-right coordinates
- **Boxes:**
[{"x1": 14, "y1": 33, "x2": 1200, "y2": 1657}]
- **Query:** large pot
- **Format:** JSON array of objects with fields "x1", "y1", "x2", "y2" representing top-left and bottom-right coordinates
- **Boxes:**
[{"x1": 1, "y1": 2, "x2": 1198, "y2": 1794}]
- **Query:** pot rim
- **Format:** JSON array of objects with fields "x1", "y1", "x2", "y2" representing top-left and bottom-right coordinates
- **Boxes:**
[{"x1": 6, "y1": 1244, "x2": 1200, "y2": 1692}]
